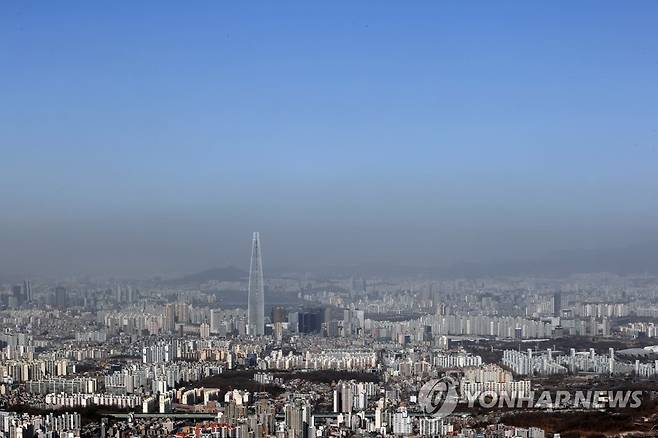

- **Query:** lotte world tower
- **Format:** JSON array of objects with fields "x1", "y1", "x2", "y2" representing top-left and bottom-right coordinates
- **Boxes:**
[{"x1": 247, "y1": 232, "x2": 265, "y2": 336}]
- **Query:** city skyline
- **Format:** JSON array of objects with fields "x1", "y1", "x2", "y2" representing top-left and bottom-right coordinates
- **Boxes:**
[{"x1": 1, "y1": 3, "x2": 658, "y2": 436}]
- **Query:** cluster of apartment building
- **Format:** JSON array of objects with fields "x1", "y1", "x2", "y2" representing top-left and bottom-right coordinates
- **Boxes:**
[
  {"x1": 257, "y1": 349, "x2": 377, "y2": 371},
  {"x1": 0, "y1": 358, "x2": 72, "y2": 383},
  {"x1": 104, "y1": 361, "x2": 222, "y2": 394},
  {"x1": 25, "y1": 377, "x2": 97, "y2": 395},
  {"x1": 503, "y1": 347, "x2": 658, "y2": 377},
  {"x1": 44, "y1": 392, "x2": 142, "y2": 409},
  {"x1": 460, "y1": 364, "x2": 532, "y2": 398},
  {"x1": 0, "y1": 411, "x2": 81, "y2": 437},
  {"x1": 619, "y1": 321, "x2": 658, "y2": 338}
]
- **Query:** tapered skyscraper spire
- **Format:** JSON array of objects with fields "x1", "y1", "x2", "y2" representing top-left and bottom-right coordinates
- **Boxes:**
[{"x1": 248, "y1": 232, "x2": 265, "y2": 335}]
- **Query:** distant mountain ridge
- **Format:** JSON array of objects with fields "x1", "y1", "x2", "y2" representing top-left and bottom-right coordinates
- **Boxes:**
[
  {"x1": 167, "y1": 266, "x2": 247, "y2": 285},
  {"x1": 291, "y1": 242, "x2": 658, "y2": 278}
]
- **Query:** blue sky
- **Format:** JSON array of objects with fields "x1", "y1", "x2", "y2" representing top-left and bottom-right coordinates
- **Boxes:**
[{"x1": 1, "y1": 2, "x2": 658, "y2": 276}]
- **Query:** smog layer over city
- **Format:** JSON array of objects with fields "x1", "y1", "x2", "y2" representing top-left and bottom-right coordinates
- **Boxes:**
[{"x1": 2, "y1": 2, "x2": 658, "y2": 438}]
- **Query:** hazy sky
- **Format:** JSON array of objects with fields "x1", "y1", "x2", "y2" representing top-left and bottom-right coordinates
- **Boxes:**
[{"x1": 2, "y1": 2, "x2": 658, "y2": 277}]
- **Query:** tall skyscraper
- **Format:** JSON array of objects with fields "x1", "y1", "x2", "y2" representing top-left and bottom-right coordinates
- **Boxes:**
[
  {"x1": 553, "y1": 292, "x2": 562, "y2": 317},
  {"x1": 164, "y1": 303, "x2": 176, "y2": 333},
  {"x1": 248, "y1": 232, "x2": 265, "y2": 336},
  {"x1": 11, "y1": 285, "x2": 24, "y2": 307},
  {"x1": 23, "y1": 280, "x2": 33, "y2": 303}
]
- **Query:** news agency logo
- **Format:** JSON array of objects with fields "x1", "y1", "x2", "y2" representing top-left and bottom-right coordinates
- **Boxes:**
[
  {"x1": 418, "y1": 376, "x2": 643, "y2": 417},
  {"x1": 418, "y1": 376, "x2": 459, "y2": 418}
]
